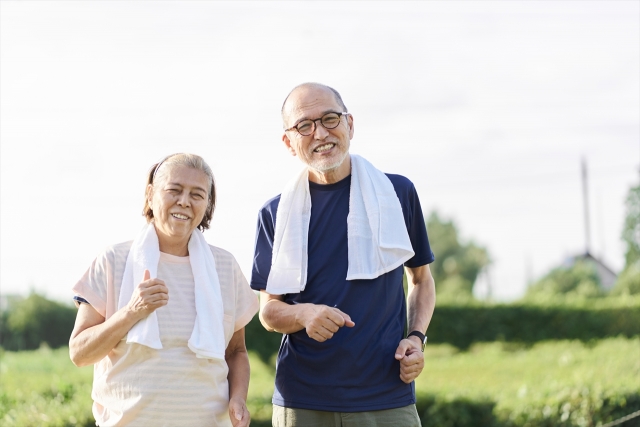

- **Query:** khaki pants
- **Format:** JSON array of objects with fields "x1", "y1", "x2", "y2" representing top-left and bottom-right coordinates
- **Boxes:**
[{"x1": 272, "y1": 404, "x2": 421, "y2": 427}]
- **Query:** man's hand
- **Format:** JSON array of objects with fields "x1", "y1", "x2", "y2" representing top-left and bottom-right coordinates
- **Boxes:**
[
  {"x1": 394, "y1": 337, "x2": 424, "y2": 384},
  {"x1": 300, "y1": 305, "x2": 355, "y2": 342},
  {"x1": 228, "y1": 397, "x2": 250, "y2": 427}
]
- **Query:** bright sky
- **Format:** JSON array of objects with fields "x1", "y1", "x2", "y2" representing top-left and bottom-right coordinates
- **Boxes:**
[{"x1": 1, "y1": 1, "x2": 639, "y2": 302}]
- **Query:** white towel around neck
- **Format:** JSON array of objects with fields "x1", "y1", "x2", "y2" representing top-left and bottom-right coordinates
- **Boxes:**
[
  {"x1": 266, "y1": 154, "x2": 415, "y2": 295},
  {"x1": 117, "y1": 223, "x2": 226, "y2": 360}
]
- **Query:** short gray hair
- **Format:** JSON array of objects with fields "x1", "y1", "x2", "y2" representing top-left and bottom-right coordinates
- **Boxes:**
[{"x1": 143, "y1": 153, "x2": 216, "y2": 231}]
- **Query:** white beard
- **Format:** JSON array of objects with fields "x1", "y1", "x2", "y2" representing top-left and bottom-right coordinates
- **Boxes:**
[{"x1": 307, "y1": 148, "x2": 349, "y2": 173}]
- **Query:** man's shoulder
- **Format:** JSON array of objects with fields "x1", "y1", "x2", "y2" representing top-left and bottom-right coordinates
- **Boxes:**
[
  {"x1": 384, "y1": 173, "x2": 416, "y2": 192},
  {"x1": 259, "y1": 193, "x2": 282, "y2": 214}
]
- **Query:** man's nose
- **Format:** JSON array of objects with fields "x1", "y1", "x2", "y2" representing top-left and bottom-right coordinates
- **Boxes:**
[{"x1": 313, "y1": 120, "x2": 330, "y2": 139}]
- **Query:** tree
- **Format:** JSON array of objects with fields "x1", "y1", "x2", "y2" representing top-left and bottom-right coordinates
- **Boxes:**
[
  {"x1": 524, "y1": 260, "x2": 603, "y2": 301},
  {"x1": 622, "y1": 184, "x2": 640, "y2": 267},
  {"x1": 426, "y1": 212, "x2": 490, "y2": 298},
  {"x1": 610, "y1": 184, "x2": 640, "y2": 295},
  {"x1": 0, "y1": 292, "x2": 77, "y2": 351}
]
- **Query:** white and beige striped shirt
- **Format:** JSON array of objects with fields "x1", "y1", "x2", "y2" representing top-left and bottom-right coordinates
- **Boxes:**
[{"x1": 73, "y1": 241, "x2": 259, "y2": 427}]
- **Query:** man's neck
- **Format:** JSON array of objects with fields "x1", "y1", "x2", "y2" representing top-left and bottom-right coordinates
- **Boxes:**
[{"x1": 308, "y1": 155, "x2": 351, "y2": 184}]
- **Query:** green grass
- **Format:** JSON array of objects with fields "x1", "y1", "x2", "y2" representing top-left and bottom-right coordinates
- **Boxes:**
[
  {"x1": 416, "y1": 337, "x2": 640, "y2": 405},
  {"x1": 0, "y1": 345, "x2": 94, "y2": 427},
  {"x1": 1, "y1": 338, "x2": 638, "y2": 426}
]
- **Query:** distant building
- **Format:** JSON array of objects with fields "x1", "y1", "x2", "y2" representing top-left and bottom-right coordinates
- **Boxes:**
[{"x1": 564, "y1": 251, "x2": 618, "y2": 291}]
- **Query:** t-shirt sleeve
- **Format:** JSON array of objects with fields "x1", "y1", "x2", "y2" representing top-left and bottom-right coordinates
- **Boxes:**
[
  {"x1": 71, "y1": 249, "x2": 114, "y2": 318},
  {"x1": 231, "y1": 256, "x2": 260, "y2": 331},
  {"x1": 398, "y1": 178, "x2": 435, "y2": 268},
  {"x1": 250, "y1": 200, "x2": 278, "y2": 291}
]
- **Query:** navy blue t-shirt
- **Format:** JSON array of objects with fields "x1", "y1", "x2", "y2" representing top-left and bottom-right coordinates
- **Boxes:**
[{"x1": 250, "y1": 173, "x2": 434, "y2": 412}]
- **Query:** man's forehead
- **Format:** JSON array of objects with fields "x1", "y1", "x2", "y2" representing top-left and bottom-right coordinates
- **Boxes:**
[{"x1": 284, "y1": 86, "x2": 341, "y2": 120}]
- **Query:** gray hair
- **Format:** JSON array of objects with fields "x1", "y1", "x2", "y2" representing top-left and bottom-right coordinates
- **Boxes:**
[{"x1": 143, "y1": 153, "x2": 216, "y2": 231}]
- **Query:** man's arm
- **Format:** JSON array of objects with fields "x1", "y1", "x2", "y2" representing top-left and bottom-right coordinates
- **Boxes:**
[
  {"x1": 259, "y1": 291, "x2": 355, "y2": 342},
  {"x1": 394, "y1": 264, "x2": 436, "y2": 383}
]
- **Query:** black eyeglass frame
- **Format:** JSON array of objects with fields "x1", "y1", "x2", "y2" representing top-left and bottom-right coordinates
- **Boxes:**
[{"x1": 284, "y1": 112, "x2": 350, "y2": 136}]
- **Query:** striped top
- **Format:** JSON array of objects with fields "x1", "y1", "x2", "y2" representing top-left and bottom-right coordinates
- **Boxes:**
[{"x1": 73, "y1": 241, "x2": 259, "y2": 427}]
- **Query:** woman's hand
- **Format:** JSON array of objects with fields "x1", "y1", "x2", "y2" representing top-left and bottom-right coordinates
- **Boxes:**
[
  {"x1": 69, "y1": 269, "x2": 168, "y2": 367},
  {"x1": 228, "y1": 397, "x2": 250, "y2": 427},
  {"x1": 226, "y1": 328, "x2": 251, "y2": 427},
  {"x1": 125, "y1": 269, "x2": 169, "y2": 319}
]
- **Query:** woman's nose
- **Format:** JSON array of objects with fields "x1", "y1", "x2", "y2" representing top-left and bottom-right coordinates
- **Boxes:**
[{"x1": 177, "y1": 194, "x2": 190, "y2": 207}]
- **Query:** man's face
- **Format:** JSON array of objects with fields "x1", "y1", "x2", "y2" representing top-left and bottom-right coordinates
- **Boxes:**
[{"x1": 282, "y1": 86, "x2": 354, "y2": 175}]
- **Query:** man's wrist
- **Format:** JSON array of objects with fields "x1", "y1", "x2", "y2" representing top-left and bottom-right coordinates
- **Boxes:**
[{"x1": 407, "y1": 330, "x2": 427, "y2": 351}]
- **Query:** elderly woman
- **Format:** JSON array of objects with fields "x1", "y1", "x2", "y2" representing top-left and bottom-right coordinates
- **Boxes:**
[{"x1": 69, "y1": 153, "x2": 258, "y2": 427}]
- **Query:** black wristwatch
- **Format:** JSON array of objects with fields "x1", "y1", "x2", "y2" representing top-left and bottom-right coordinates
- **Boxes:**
[{"x1": 407, "y1": 330, "x2": 427, "y2": 352}]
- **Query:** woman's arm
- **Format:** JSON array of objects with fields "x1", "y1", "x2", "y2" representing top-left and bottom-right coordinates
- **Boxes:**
[
  {"x1": 225, "y1": 328, "x2": 251, "y2": 427},
  {"x1": 69, "y1": 270, "x2": 169, "y2": 367}
]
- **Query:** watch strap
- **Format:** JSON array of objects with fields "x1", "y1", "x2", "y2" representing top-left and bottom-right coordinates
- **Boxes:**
[{"x1": 407, "y1": 330, "x2": 427, "y2": 351}]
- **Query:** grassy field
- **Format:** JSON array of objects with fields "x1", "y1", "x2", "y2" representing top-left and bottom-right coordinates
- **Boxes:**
[{"x1": 1, "y1": 337, "x2": 638, "y2": 426}]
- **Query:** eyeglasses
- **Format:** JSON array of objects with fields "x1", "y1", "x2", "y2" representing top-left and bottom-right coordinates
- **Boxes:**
[{"x1": 284, "y1": 112, "x2": 349, "y2": 136}]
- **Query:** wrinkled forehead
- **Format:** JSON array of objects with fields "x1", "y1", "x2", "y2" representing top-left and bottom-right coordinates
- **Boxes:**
[
  {"x1": 283, "y1": 86, "x2": 343, "y2": 125},
  {"x1": 154, "y1": 163, "x2": 211, "y2": 190}
]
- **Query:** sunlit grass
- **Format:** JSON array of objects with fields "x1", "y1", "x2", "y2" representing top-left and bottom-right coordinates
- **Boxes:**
[
  {"x1": 1, "y1": 338, "x2": 638, "y2": 426},
  {"x1": 415, "y1": 336, "x2": 640, "y2": 408},
  {"x1": 0, "y1": 345, "x2": 94, "y2": 427}
]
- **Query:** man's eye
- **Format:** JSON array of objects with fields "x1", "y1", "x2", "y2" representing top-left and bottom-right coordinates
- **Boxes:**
[
  {"x1": 323, "y1": 116, "x2": 339, "y2": 126},
  {"x1": 297, "y1": 122, "x2": 312, "y2": 133}
]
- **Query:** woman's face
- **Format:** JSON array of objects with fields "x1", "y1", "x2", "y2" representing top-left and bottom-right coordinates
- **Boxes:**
[{"x1": 147, "y1": 165, "x2": 210, "y2": 247}]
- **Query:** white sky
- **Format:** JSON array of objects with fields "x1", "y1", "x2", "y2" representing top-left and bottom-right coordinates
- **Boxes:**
[{"x1": 1, "y1": 1, "x2": 639, "y2": 302}]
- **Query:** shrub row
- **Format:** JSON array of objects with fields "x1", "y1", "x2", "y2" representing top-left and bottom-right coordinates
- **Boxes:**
[
  {"x1": 416, "y1": 389, "x2": 640, "y2": 427},
  {"x1": 429, "y1": 301, "x2": 640, "y2": 350},
  {"x1": 3, "y1": 293, "x2": 639, "y2": 356},
  {"x1": 244, "y1": 298, "x2": 640, "y2": 360}
]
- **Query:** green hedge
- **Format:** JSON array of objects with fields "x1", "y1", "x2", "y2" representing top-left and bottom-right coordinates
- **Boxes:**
[
  {"x1": 429, "y1": 301, "x2": 640, "y2": 350},
  {"x1": 245, "y1": 298, "x2": 640, "y2": 360},
  {"x1": 3, "y1": 293, "x2": 639, "y2": 357}
]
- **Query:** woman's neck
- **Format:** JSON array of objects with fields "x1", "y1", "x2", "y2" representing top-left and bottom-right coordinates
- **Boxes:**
[{"x1": 156, "y1": 233, "x2": 190, "y2": 256}]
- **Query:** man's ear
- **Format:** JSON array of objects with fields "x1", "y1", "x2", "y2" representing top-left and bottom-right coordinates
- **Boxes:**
[
  {"x1": 347, "y1": 114, "x2": 355, "y2": 140},
  {"x1": 282, "y1": 133, "x2": 297, "y2": 157}
]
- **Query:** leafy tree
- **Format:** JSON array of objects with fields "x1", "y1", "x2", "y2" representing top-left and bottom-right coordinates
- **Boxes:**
[
  {"x1": 0, "y1": 292, "x2": 77, "y2": 351},
  {"x1": 426, "y1": 212, "x2": 490, "y2": 298},
  {"x1": 609, "y1": 263, "x2": 640, "y2": 296},
  {"x1": 610, "y1": 184, "x2": 640, "y2": 295},
  {"x1": 524, "y1": 259, "x2": 603, "y2": 301},
  {"x1": 621, "y1": 184, "x2": 640, "y2": 267}
]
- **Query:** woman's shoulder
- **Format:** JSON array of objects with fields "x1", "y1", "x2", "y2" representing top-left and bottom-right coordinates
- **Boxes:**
[
  {"x1": 92, "y1": 240, "x2": 133, "y2": 266},
  {"x1": 207, "y1": 244, "x2": 239, "y2": 266}
]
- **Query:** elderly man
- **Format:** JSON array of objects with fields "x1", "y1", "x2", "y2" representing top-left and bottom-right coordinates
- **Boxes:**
[{"x1": 250, "y1": 83, "x2": 436, "y2": 427}]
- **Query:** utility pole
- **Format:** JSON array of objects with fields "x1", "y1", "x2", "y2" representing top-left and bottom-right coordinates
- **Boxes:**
[{"x1": 581, "y1": 157, "x2": 591, "y2": 256}]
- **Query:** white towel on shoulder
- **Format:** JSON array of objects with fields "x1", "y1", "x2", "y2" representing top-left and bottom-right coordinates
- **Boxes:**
[
  {"x1": 266, "y1": 154, "x2": 415, "y2": 295},
  {"x1": 117, "y1": 223, "x2": 226, "y2": 360}
]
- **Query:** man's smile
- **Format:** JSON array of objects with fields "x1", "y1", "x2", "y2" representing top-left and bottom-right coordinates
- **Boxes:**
[{"x1": 314, "y1": 143, "x2": 336, "y2": 153}]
